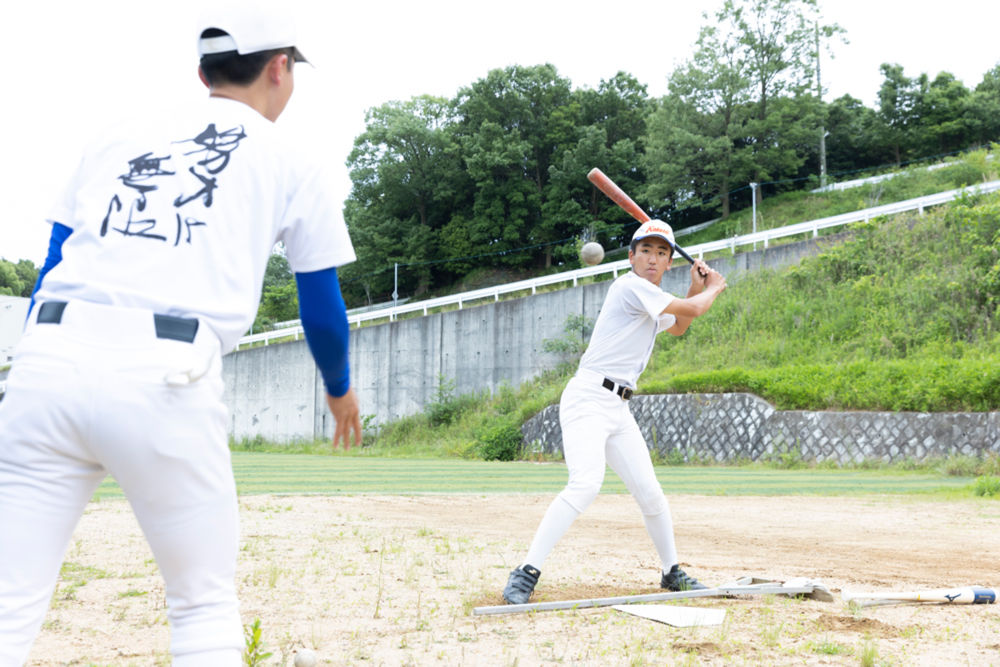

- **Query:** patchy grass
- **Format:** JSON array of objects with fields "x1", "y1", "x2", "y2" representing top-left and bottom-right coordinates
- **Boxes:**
[{"x1": 87, "y1": 457, "x2": 981, "y2": 500}]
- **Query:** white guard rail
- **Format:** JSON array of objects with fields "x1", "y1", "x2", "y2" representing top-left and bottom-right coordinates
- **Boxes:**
[{"x1": 236, "y1": 180, "x2": 1000, "y2": 349}]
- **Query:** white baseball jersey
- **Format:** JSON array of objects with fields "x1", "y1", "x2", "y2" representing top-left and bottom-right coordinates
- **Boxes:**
[
  {"x1": 35, "y1": 96, "x2": 355, "y2": 352},
  {"x1": 578, "y1": 270, "x2": 676, "y2": 388}
]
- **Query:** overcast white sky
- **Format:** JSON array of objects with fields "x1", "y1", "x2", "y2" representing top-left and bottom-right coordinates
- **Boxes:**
[{"x1": 2, "y1": 0, "x2": 997, "y2": 264}]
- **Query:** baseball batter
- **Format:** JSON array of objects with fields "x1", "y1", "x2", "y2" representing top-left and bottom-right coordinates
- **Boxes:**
[
  {"x1": 0, "y1": 3, "x2": 359, "y2": 665},
  {"x1": 503, "y1": 220, "x2": 726, "y2": 605}
]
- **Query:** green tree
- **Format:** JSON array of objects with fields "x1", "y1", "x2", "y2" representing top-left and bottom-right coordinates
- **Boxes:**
[
  {"x1": 252, "y1": 253, "x2": 298, "y2": 331},
  {"x1": 576, "y1": 72, "x2": 653, "y2": 151},
  {"x1": 823, "y1": 94, "x2": 884, "y2": 175},
  {"x1": 0, "y1": 260, "x2": 25, "y2": 297},
  {"x1": 765, "y1": 93, "x2": 825, "y2": 187},
  {"x1": 917, "y1": 72, "x2": 974, "y2": 156},
  {"x1": 14, "y1": 260, "x2": 38, "y2": 297},
  {"x1": 544, "y1": 73, "x2": 652, "y2": 258},
  {"x1": 645, "y1": 0, "x2": 841, "y2": 223},
  {"x1": 644, "y1": 94, "x2": 745, "y2": 222},
  {"x1": 545, "y1": 125, "x2": 637, "y2": 259},
  {"x1": 453, "y1": 64, "x2": 576, "y2": 268},
  {"x1": 259, "y1": 282, "x2": 299, "y2": 325},
  {"x1": 969, "y1": 64, "x2": 1000, "y2": 147},
  {"x1": 261, "y1": 252, "x2": 292, "y2": 292},
  {"x1": 876, "y1": 63, "x2": 924, "y2": 165},
  {"x1": 455, "y1": 64, "x2": 575, "y2": 193},
  {"x1": 735, "y1": 0, "x2": 818, "y2": 97},
  {"x1": 459, "y1": 119, "x2": 538, "y2": 266},
  {"x1": 718, "y1": 0, "x2": 841, "y2": 201},
  {"x1": 645, "y1": 19, "x2": 753, "y2": 220},
  {"x1": 343, "y1": 96, "x2": 468, "y2": 303}
]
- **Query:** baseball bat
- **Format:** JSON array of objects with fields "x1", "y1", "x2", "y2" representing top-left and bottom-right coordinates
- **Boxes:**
[
  {"x1": 842, "y1": 586, "x2": 997, "y2": 607},
  {"x1": 586, "y1": 167, "x2": 699, "y2": 267}
]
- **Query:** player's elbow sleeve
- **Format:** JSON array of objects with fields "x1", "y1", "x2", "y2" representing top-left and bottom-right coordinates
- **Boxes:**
[
  {"x1": 295, "y1": 267, "x2": 351, "y2": 397},
  {"x1": 29, "y1": 222, "x2": 73, "y2": 316}
]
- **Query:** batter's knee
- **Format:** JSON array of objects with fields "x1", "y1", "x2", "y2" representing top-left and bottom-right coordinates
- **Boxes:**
[
  {"x1": 558, "y1": 478, "x2": 602, "y2": 514},
  {"x1": 634, "y1": 484, "x2": 668, "y2": 517}
]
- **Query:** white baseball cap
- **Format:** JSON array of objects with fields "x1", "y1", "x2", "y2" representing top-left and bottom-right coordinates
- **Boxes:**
[
  {"x1": 631, "y1": 220, "x2": 676, "y2": 247},
  {"x1": 197, "y1": 1, "x2": 308, "y2": 63}
]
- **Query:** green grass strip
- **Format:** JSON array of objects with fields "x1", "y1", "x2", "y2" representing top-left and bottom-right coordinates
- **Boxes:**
[{"x1": 90, "y1": 453, "x2": 977, "y2": 500}]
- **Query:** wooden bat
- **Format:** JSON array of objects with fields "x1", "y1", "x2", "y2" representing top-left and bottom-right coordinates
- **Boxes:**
[
  {"x1": 586, "y1": 167, "x2": 699, "y2": 267},
  {"x1": 843, "y1": 586, "x2": 997, "y2": 607}
]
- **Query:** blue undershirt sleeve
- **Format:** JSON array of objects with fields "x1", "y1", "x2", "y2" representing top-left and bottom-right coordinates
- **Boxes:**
[
  {"x1": 295, "y1": 267, "x2": 351, "y2": 397},
  {"x1": 28, "y1": 222, "x2": 73, "y2": 316}
]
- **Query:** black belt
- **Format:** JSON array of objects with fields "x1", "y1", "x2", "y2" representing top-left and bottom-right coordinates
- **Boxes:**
[
  {"x1": 37, "y1": 301, "x2": 199, "y2": 343},
  {"x1": 602, "y1": 377, "x2": 633, "y2": 400}
]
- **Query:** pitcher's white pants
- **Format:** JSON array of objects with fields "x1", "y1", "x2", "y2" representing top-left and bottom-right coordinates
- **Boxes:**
[
  {"x1": 0, "y1": 301, "x2": 242, "y2": 666},
  {"x1": 524, "y1": 368, "x2": 679, "y2": 570}
]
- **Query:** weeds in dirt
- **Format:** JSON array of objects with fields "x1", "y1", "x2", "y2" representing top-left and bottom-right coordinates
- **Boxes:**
[
  {"x1": 714, "y1": 610, "x2": 733, "y2": 643},
  {"x1": 759, "y1": 613, "x2": 785, "y2": 647},
  {"x1": 858, "y1": 636, "x2": 879, "y2": 667},
  {"x1": 243, "y1": 618, "x2": 273, "y2": 666},
  {"x1": 118, "y1": 588, "x2": 148, "y2": 599},
  {"x1": 55, "y1": 562, "x2": 112, "y2": 602},
  {"x1": 808, "y1": 636, "x2": 849, "y2": 655},
  {"x1": 460, "y1": 589, "x2": 492, "y2": 616},
  {"x1": 973, "y1": 475, "x2": 1000, "y2": 497}
]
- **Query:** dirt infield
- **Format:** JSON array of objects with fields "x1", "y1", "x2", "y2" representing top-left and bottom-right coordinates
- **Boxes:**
[{"x1": 27, "y1": 493, "x2": 1000, "y2": 665}]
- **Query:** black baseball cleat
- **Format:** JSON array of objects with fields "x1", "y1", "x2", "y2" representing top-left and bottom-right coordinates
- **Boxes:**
[
  {"x1": 661, "y1": 564, "x2": 707, "y2": 591},
  {"x1": 503, "y1": 564, "x2": 541, "y2": 604}
]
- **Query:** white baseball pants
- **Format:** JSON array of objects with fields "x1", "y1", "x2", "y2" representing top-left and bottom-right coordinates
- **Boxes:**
[
  {"x1": 524, "y1": 368, "x2": 679, "y2": 571},
  {"x1": 0, "y1": 301, "x2": 242, "y2": 666}
]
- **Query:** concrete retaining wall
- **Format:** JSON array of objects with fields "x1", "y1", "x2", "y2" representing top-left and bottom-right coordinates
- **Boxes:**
[
  {"x1": 223, "y1": 286, "x2": 602, "y2": 442},
  {"x1": 520, "y1": 393, "x2": 1000, "y2": 465},
  {"x1": 1, "y1": 297, "x2": 29, "y2": 363}
]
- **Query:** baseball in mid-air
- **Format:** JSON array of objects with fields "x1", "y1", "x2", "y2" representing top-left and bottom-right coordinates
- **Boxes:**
[
  {"x1": 580, "y1": 241, "x2": 604, "y2": 266},
  {"x1": 294, "y1": 648, "x2": 318, "y2": 667}
]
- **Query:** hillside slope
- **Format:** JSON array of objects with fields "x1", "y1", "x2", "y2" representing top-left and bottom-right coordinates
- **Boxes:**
[{"x1": 642, "y1": 190, "x2": 1000, "y2": 411}]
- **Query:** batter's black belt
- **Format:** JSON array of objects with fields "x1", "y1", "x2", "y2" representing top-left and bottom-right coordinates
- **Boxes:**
[
  {"x1": 602, "y1": 377, "x2": 633, "y2": 400},
  {"x1": 36, "y1": 301, "x2": 199, "y2": 343}
]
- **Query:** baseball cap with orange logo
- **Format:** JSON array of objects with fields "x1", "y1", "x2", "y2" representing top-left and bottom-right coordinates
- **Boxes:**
[{"x1": 631, "y1": 220, "x2": 676, "y2": 253}]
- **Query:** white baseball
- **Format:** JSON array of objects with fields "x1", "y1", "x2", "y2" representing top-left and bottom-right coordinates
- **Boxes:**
[
  {"x1": 580, "y1": 241, "x2": 604, "y2": 265},
  {"x1": 294, "y1": 648, "x2": 318, "y2": 667}
]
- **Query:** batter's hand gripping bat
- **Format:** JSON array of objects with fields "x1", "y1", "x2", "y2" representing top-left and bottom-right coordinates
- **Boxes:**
[
  {"x1": 586, "y1": 167, "x2": 701, "y2": 270},
  {"x1": 842, "y1": 586, "x2": 997, "y2": 608}
]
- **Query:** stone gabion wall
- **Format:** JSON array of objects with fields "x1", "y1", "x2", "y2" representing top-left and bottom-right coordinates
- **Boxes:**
[{"x1": 520, "y1": 393, "x2": 1000, "y2": 465}]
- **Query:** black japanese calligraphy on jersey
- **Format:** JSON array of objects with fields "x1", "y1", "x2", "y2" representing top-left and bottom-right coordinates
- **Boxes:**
[
  {"x1": 179, "y1": 124, "x2": 247, "y2": 174},
  {"x1": 118, "y1": 153, "x2": 175, "y2": 210},
  {"x1": 171, "y1": 124, "x2": 247, "y2": 210},
  {"x1": 173, "y1": 166, "x2": 218, "y2": 208},
  {"x1": 175, "y1": 214, "x2": 208, "y2": 246},
  {"x1": 100, "y1": 123, "x2": 246, "y2": 245},
  {"x1": 101, "y1": 194, "x2": 167, "y2": 241}
]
